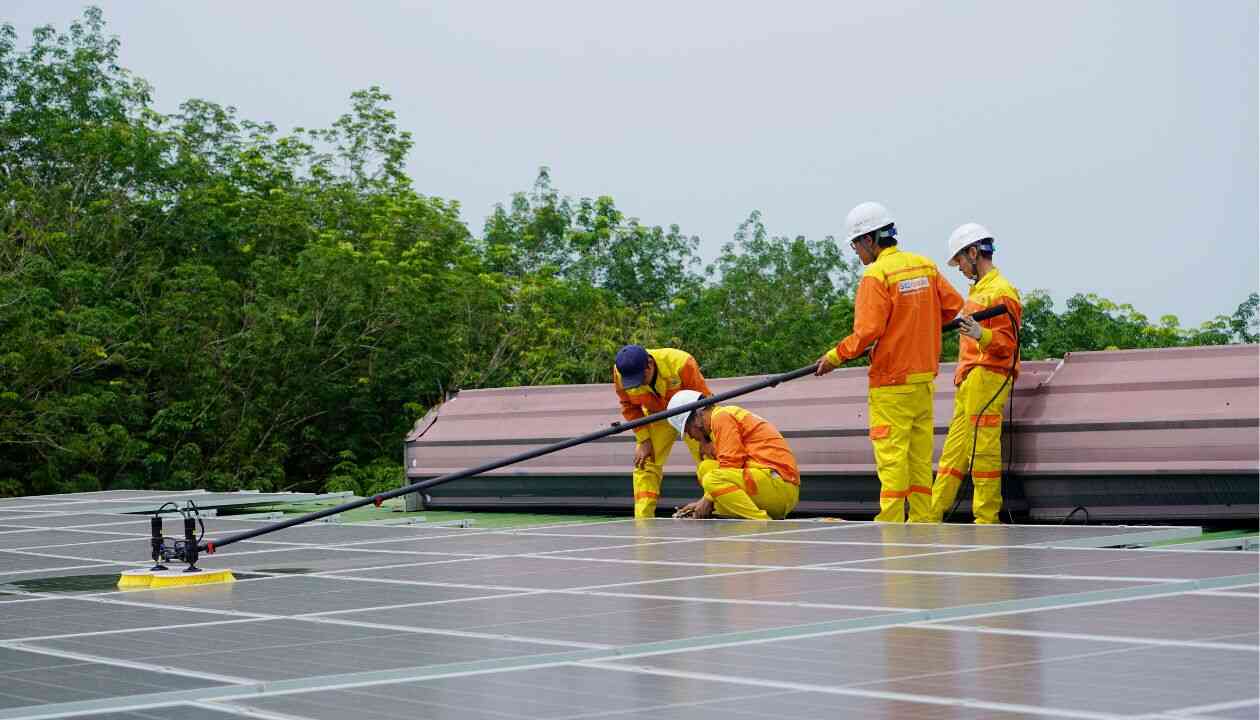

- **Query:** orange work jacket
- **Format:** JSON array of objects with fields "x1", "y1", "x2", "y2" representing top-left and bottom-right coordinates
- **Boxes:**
[
  {"x1": 827, "y1": 246, "x2": 964, "y2": 387},
  {"x1": 954, "y1": 267, "x2": 1022, "y2": 385}
]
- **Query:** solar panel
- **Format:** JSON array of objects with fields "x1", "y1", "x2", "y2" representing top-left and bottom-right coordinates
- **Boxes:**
[
  {"x1": 0, "y1": 509, "x2": 1255, "y2": 720},
  {"x1": 0, "y1": 490, "x2": 349, "y2": 514}
]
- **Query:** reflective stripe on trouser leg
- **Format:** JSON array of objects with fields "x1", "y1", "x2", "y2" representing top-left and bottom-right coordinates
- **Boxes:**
[
  {"x1": 698, "y1": 464, "x2": 799, "y2": 520},
  {"x1": 869, "y1": 382, "x2": 935, "y2": 523},
  {"x1": 929, "y1": 368, "x2": 1011, "y2": 523},
  {"x1": 905, "y1": 391, "x2": 936, "y2": 523},
  {"x1": 971, "y1": 420, "x2": 1005, "y2": 525},
  {"x1": 632, "y1": 421, "x2": 677, "y2": 518}
]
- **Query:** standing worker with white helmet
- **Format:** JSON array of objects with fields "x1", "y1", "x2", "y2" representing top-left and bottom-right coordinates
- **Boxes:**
[
  {"x1": 930, "y1": 223, "x2": 1023, "y2": 524},
  {"x1": 667, "y1": 390, "x2": 800, "y2": 520},
  {"x1": 815, "y1": 202, "x2": 964, "y2": 523}
]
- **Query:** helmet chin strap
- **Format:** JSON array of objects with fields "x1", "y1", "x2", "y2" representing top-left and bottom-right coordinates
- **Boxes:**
[{"x1": 963, "y1": 248, "x2": 980, "y2": 282}]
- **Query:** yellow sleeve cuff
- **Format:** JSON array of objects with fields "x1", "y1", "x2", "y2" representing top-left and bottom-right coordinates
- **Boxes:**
[
  {"x1": 634, "y1": 427, "x2": 651, "y2": 442},
  {"x1": 825, "y1": 348, "x2": 842, "y2": 366},
  {"x1": 978, "y1": 326, "x2": 993, "y2": 351}
]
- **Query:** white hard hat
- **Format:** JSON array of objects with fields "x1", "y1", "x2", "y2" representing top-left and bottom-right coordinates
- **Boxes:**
[
  {"x1": 666, "y1": 389, "x2": 703, "y2": 437},
  {"x1": 948, "y1": 223, "x2": 994, "y2": 259},
  {"x1": 845, "y1": 201, "x2": 894, "y2": 242}
]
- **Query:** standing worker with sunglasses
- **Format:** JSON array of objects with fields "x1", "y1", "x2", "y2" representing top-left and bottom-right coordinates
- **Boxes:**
[
  {"x1": 930, "y1": 223, "x2": 1023, "y2": 524},
  {"x1": 815, "y1": 202, "x2": 964, "y2": 523},
  {"x1": 613, "y1": 345, "x2": 713, "y2": 517}
]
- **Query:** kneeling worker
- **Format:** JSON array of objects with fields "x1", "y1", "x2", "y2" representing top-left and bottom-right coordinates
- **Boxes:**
[
  {"x1": 614, "y1": 345, "x2": 712, "y2": 517},
  {"x1": 667, "y1": 390, "x2": 800, "y2": 520},
  {"x1": 930, "y1": 223, "x2": 1022, "y2": 524}
]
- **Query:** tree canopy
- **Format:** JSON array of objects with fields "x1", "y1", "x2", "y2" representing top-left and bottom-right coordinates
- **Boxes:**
[{"x1": 1, "y1": 10, "x2": 1255, "y2": 497}]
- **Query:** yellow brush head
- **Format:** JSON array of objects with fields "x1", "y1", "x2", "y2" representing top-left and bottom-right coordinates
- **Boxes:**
[
  {"x1": 116, "y1": 569, "x2": 236, "y2": 590},
  {"x1": 116, "y1": 570, "x2": 156, "y2": 590}
]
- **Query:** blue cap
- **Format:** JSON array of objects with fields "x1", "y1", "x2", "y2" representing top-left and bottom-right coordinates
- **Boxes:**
[{"x1": 615, "y1": 345, "x2": 650, "y2": 388}]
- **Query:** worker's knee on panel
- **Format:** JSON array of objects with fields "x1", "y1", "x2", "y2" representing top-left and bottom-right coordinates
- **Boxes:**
[
  {"x1": 744, "y1": 467, "x2": 794, "y2": 520},
  {"x1": 713, "y1": 491, "x2": 770, "y2": 520}
]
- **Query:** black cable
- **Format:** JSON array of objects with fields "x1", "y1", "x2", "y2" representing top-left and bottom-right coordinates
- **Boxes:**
[
  {"x1": 187, "y1": 500, "x2": 205, "y2": 544},
  {"x1": 1060, "y1": 505, "x2": 1090, "y2": 525},
  {"x1": 944, "y1": 310, "x2": 1021, "y2": 523}
]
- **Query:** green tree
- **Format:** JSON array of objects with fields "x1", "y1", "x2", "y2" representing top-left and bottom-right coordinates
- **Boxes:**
[
  {"x1": 482, "y1": 168, "x2": 700, "y2": 308},
  {"x1": 665, "y1": 211, "x2": 858, "y2": 376},
  {"x1": 1231, "y1": 292, "x2": 1259, "y2": 344}
]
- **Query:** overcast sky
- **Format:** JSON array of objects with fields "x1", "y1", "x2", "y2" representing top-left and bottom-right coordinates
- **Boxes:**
[{"x1": 10, "y1": 1, "x2": 1258, "y2": 325}]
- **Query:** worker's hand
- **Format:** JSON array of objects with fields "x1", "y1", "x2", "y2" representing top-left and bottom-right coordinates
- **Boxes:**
[
  {"x1": 699, "y1": 439, "x2": 716, "y2": 460},
  {"x1": 814, "y1": 354, "x2": 837, "y2": 376},
  {"x1": 693, "y1": 496, "x2": 715, "y2": 519},
  {"x1": 673, "y1": 501, "x2": 698, "y2": 518},
  {"x1": 958, "y1": 315, "x2": 983, "y2": 340},
  {"x1": 634, "y1": 438, "x2": 655, "y2": 469}
]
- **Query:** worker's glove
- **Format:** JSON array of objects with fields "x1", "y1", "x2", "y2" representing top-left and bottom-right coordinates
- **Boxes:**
[
  {"x1": 958, "y1": 315, "x2": 983, "y2": 340},
  {"x1": 672, "y1": 504, "x2": 696, "y2": 519}
]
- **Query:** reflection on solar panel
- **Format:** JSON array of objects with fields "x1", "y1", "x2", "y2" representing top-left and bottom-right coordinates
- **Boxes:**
[{"x1": 0, "y1": 492, "x2": 1256, "y2": 720}]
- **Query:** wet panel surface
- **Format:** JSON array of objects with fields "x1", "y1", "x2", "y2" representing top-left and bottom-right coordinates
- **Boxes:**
[
  {"x1": 333, "y1": 590, "x2": 885, "y2": 645},
  {"x1": 621, "y1": 626, "x2": 1260, "y2": 715},
  {"x1": 0, "y1": 551, "x2": 128, "y2": 576},
  {"x1": 576, "y1": 566, "x2": 1147, "y2": 608},
  {"x1": 68, "y1": 707, "x2": 250, "y2": 720},
  {"x1": 861, "y1": 546, "x2": 1260, "y2": 579},
  {"x1": 0, "y1": 596, "x2": 240, "y2": 641},
  {"x1": 758, "y1": 522, "x2": 1197, "y2": 547},
  {"x1": 0, "y1": 646, "x2": 224, "y2": 710},
  {"x1": 951, "y1": 592, "x2": 1260, "y2": 641},
  {"x1": 29, "y1": 618, "x2": 564, "y2": 682},
  {"x1": 104, "y1": 574, "x2": 504, "y2": 615},
  {"x1": 567, "y1": 538, "x2": 953, "y2": 567},
  {"x1": 331, "y1": 555, "x2": 749, "y2": 590},
  {"x1": 187, "y1": 547, "x2": 485, "y2": 574},
  {"x1": 0, "y1": 528, "x2": 143, "y2": 551},
  {"x1": 355, "y1": 531, "x2": 692, "y2": 557},
  {"x1": 238, "y1": 663, "x2": 1049, "y2": 720}
]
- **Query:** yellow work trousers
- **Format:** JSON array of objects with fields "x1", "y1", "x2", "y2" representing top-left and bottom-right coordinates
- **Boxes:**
[
  {"x1": 930, "y1": 368, "x2": 1012, "y2": 524},
  {"x1": 695, "y1": 459, "x2": 799, "y2": 520},
  {"x1": 633, "y1": 421, "x2": 702, "y2": 518},
  {"x1": 868, "y1": 381, "x2": 935, "y2": 523}
]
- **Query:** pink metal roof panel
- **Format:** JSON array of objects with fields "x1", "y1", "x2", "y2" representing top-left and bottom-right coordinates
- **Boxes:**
[{"x1": 405, "y1": 346, "x2": 1258, "y2": 480}]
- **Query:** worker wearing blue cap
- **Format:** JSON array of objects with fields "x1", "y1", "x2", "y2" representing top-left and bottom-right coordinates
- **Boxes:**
[{"x1": 614, "y1": 345, "x2": 713, "y2": 517}]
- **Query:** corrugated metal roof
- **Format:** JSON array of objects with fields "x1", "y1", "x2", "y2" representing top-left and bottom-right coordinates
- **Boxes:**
[{"x1": 404, "y1": 345, "x2": 1259, "y2": 519}]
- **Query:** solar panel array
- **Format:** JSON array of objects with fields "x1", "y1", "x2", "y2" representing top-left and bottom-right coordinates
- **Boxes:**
[{"x1": 0, "y1": 491, "x2": 1257, "y2": 720}]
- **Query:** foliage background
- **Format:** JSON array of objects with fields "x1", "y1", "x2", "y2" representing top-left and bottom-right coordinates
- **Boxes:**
[{"x1": 1, "y1": 11, "x2": 1255, "y2": 498}]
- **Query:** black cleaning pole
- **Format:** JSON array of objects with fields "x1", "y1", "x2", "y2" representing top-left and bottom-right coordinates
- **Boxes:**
[{"x1": 199, "y1": 305, "x2": 1008, "y2": 554}]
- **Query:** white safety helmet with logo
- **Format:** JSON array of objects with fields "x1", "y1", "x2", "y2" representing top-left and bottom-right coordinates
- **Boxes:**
[
  {"x1": 947, "y1": 222, "x2": 995, "y2": 260},
  {"x1": 845, "y1": 201, "x2": 895, "y2": 242},
  {"x1": 666, "y1": 389, "x2": 703, "y2": 437}
]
